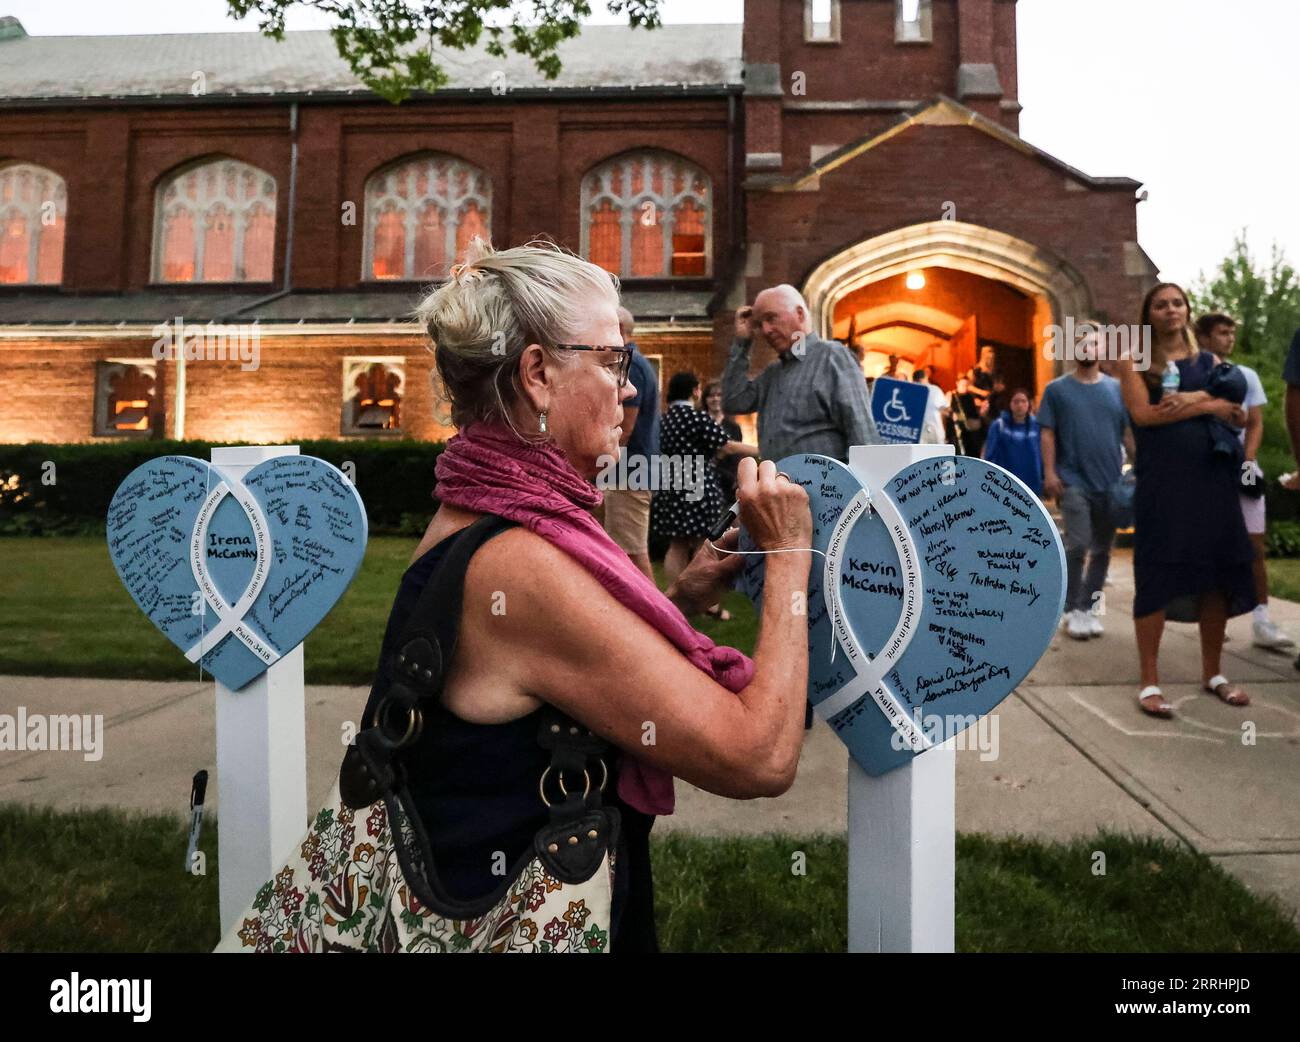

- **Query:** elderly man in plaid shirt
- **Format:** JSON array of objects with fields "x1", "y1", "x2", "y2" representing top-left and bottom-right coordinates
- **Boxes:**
[{"x1": 722, "y1": 284, "x2": 881, "y2": 462}]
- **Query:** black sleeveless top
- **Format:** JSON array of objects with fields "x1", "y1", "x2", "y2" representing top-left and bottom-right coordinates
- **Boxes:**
[{"x1": 359, "y1": 524, "x2": 659, "y2": 951}]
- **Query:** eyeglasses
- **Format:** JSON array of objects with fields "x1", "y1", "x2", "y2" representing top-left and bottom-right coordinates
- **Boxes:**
[{"x1": 553, "y1": 344, "x2": 633, "y2": 387}]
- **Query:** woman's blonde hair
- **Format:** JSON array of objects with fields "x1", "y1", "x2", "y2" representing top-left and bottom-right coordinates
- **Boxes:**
[{"x1": 416, "y1": 236, "x2": 621, "y2": 438}]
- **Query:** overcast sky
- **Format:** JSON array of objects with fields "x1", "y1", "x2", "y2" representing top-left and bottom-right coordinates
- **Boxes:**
[{"x1": 5, "y1": 0, "x2": 1296, "y2": 288}]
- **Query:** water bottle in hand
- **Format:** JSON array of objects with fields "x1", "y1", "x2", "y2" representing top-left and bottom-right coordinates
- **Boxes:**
[{"x1": 1161, "y1": 359, "x2": 1180, "y2": 395}]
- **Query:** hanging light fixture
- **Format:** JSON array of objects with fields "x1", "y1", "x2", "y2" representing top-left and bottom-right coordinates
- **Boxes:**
[{"x1": 906, "y1": 270, "x2": 926, "y2": 291}]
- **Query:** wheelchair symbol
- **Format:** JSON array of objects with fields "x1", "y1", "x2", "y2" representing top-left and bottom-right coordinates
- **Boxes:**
[{"x1": 882, "y1": 389, "x2": 910, "y2": 424}]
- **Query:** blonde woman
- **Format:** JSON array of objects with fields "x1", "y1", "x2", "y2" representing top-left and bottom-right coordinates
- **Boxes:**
[
  {"x1": 1117, "y1": 282, "x2": 1254, "y2": 717},
  {"x1": 372, "y1": 239, "x2": 811, "y2": 951},
  {"x1": 968, "y1": 344, "x2": 999, "y2": 410}
]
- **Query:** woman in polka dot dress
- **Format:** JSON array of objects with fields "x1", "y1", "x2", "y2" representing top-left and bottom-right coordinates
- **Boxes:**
[{"x1": 651, "y1": 370, "x2": 759, "y2": 617}]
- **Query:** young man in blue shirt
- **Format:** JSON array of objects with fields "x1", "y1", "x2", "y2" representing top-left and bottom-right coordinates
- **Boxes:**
[{"x1": 1038, "y1": 326, "x2": 1134, "y2": 641}]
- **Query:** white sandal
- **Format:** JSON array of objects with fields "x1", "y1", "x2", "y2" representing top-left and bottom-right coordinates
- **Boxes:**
[
  {"x1": 1137, "y1": 685, "x2": 1173, "y2": 718},
  {"x1": 1204, "y1": 674, "x2": 1250, "y2": 707}
]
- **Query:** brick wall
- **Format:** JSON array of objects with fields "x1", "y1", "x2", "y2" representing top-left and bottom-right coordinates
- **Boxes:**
[
  {"x1": 742, "y1": 123, "x2": 1144, "y2": 328},
  {"x1": 0, "y1": 92, "x2": 737, "y2": 445},
  {"x1": 0, "y1": 332, "x2": 446, "y2": 444},
  {"x1": 0, "y1": 96, "x2": 734, "y2": 294},
  {"x1": 0, "y1": 327, "x2": 725, "y2": 444},
  {"x1": 0, "y1": 4, "x2": 1151, "y2": 450},
  {"x1": 750, "y1": 0, "x2": 963, "y2": 105},
  {"x1": 634, "y1": 327, "x2": 721, "y2": 391},
  {"x1": 745, "y1": 0, "x2": 1020, "y2": 146}
]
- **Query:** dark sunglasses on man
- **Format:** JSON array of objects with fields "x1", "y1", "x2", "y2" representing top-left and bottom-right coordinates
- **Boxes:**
[{"x1": 555, "y1": 344, "x2": 633, "y2": 387}]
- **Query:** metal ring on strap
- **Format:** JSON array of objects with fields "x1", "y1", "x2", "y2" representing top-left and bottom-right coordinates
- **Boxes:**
[
  {"x1": 557, "y1": 769, "x2": 591, "y2": 800},
  {"x1": 375, "y1": 698, "x2": 423, "y2": 748},
  {"x1": 539, "y1": 765, "x2": 596, "y2": 808}
]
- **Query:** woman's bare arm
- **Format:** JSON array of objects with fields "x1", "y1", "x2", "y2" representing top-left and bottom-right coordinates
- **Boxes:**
[
  {"x1": 1176, "y1": 394, "x2": 1247, "y2": 426},
  {"x1": 455, "y1": 459, "x2": 811, "y2": 799},
  {"x1": 1041, "y1": 427, "x2": 1061, "y2": 500},
  {"x1": 1119, "y1": 361, "x2": 1201, "y2": 427},
  {"x1": 716, "y1": 440, "x2": 760, "y2": 459},
  {"x1": 466, "y1": 529, "x2": 810, "y2": 799},
  {"x1": 1120, "y1": 363, "x2": 1247, "y2": 428},
  {"x1": 1245, "y1": 404, "x2": 1264, "y2": 460}
]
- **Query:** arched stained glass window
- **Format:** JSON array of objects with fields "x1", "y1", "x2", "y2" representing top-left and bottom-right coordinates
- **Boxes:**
[
  {"x1": 152, "y1": 158, "x2": 277, "y2": 283},
  {"x1": 580, "y1": 151, "x2": 711, "y2": 278},
  {"x1": 363, "y1": 155, "x2": 493, "y2": 280},
  {"x1": 0, "y1": 163, "x2": 67, "y2": 285}
]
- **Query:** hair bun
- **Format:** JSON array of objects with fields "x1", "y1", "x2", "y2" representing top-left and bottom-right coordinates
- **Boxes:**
[
  {"x1": 447, "y1": 260, "x2": 485, "y2": 284},
  {"x1": 447, "y1": 235, "x2": 496, "y2": 284}
]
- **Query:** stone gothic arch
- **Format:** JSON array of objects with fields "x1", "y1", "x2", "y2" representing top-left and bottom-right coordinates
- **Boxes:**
[{"x1": 803, "y1": 220, "x2": 1094, "y2": 376}]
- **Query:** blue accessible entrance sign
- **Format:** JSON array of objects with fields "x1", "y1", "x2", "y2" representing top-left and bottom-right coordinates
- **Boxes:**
[{"x1": 870, "y1": 376, "x2": 930, "y2": 444}]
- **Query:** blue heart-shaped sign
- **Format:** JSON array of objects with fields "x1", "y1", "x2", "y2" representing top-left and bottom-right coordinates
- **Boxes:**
[
  {"x1": 740, "y1": 452, "x2": 1064, "y2": 775},
  {"x1": 107, "y1": 454, "x2": 368, "y2": 691}
]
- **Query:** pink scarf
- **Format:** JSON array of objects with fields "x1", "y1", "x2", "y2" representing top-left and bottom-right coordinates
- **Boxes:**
[{"x1": 432, "y1": 419, "x2": 756, "y2": 816}]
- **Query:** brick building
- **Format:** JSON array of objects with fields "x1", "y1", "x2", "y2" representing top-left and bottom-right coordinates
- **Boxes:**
[{"x1": 0, "y1": 0, "x2": 1155, "y2": 445}]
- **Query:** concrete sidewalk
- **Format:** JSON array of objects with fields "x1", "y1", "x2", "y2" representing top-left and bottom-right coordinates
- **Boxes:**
[
  {"x1": 666, "y1": 548, "x2": 1300, "y2": 922},
  {"x1": 2, "y1": 549, "x2": 1299, "y2": 923}
]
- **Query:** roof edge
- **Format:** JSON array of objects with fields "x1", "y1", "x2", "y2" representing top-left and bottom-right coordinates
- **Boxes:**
[
  {"x1": 0, "y1": 83, "x2": 744, "y2": 109},
  {"x1": 756, "y1": 95, "x2": 1144, "y2": 194}
]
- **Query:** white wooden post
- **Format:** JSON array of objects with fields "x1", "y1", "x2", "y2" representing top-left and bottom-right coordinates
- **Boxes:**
[
  {"x1": 210, "y1": 445, "x2": 308, "y2": 935},
  {"x1": 846, "y1": 442, "x2": 956, "y2": 953}
]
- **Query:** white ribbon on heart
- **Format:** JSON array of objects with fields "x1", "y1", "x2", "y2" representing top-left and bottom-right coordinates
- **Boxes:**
[
  {"x1": 813, "y1": 484, "x2": 933, "y2": 754},
  {"x1": 184, "y1": 474, "x2": 281, "y2": 668}
]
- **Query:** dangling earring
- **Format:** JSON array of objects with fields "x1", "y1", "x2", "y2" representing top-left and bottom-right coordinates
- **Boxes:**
[{"x1": 538, "y1": 410, "x2": 548, "y2": 434}]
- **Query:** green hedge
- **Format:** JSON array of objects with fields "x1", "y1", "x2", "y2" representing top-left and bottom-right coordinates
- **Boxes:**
[
  {"x1": 9, "y1": 439, "x2": 1300, "y2": 550},
  {"x1": 0, "y1": 439, "x2": 445, "y2": 537},
  {"x1": 1265, "y1": 481, "x2": 1300, "y2": 556},
  {"x1": 1267, "y1": 519, "x2": 1300, "y2": 558},
  {"x1": 1267, "y1": 479, "x2": 1300, "y2": 525}
]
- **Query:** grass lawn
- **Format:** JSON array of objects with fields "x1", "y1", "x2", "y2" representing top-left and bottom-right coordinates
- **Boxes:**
[
  {"x1": 4, "y1": 539, "x2": 1298, "y2": 953},
  {"x1": 0, "y1": 536, "x2": 761, "y2": 683},
  {"x1": 12, "y1": 535, "x2": 1300, "y2": 685},
  {"x1": 0, "y1": 536, "x2": 413, "y2": 685},
  {"x1": 10, "y1": 533, "x2": 1300, "y2": 685},
  {"x1": 1265, "y1": 557, "x2": 1300, "y2": 605},
  {"x1": 1, "y1": 803, "x2": 1296, "y2": 953}
]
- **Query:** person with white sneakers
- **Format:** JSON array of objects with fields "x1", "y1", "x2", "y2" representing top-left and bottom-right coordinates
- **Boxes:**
[
  {"x1": 1039, "y1": 324, "x2": 1134, "y2": 641},
  {"x1": 1196, "y1": 313, "x2": 1294, "y2": 650}
]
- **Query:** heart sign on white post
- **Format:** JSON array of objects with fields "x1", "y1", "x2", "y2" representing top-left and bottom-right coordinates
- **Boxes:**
[
  {"x1": 106, "y1": 454, "x2": 368, "y2": 691},
  {"x1": 739, "y1": 452, "x2": 1065, "y2": 776}
]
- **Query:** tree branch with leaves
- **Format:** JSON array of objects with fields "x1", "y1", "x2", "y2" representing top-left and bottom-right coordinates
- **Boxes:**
[
  {"x1": 227, "y1": 0, "x2": 663, "y2": 103},
  {"x1": 1189, "y1": 230, "x2": 1300, "y2": 362}
]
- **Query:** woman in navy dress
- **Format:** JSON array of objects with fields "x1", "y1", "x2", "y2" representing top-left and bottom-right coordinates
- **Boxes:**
[{"x1": 1118, "y1": 283, "x2": 1255, "y2": 717}]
